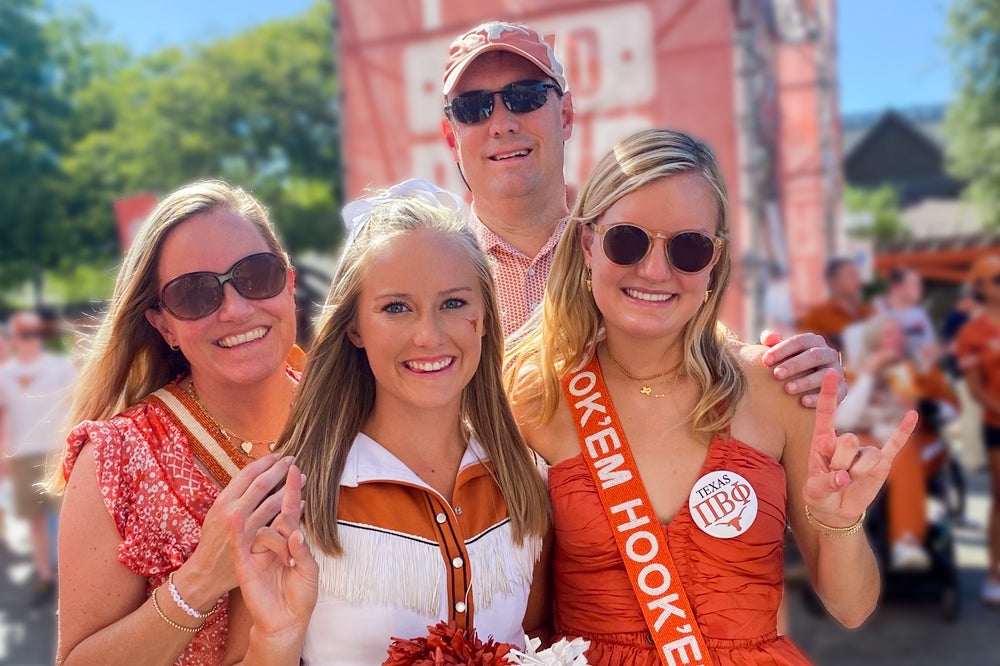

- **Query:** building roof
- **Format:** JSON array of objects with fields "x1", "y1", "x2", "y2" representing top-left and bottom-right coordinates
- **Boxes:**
[
  {"x1": 842, "y1": 104, "x2": 946, "y2": 155},
  {"x1": 842, "y1": 105, "x2": 961, "y2": 205}
]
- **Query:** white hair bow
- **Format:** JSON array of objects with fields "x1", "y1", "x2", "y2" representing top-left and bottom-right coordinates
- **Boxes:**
[{"x1": 341, "y1": 178, "x2": 467, "y2": 247}]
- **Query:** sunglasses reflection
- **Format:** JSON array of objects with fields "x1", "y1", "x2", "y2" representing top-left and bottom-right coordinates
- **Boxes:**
[
  {"x1": 158, "y1": 253, "x2": 287, "y2": 321},
  {"x1": 591, "y1": 223, "x2": 724, "y2": 274},
  {"x1": 445, "y1": 80, "x2": 561, "y2": 125}
]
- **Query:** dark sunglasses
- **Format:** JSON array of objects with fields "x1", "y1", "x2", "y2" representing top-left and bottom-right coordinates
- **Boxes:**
[
  {"x1": 590, "y1": 223, "x2": 724, "y2": 274},
  {"x1": 157, "y1": 252, "x2": 287, "y2": 320},
  {"x1": 444, "y1": 80, "x2": 561, "y2": 125}
]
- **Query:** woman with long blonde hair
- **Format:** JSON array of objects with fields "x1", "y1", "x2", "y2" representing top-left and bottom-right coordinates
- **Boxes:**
[
  {"x1": 506, "y1": 129, "x2": 916, "y2": 665},
  {"x1": 232, "y1": 191, "x2": 550, "y2": 665},
  {"x1": 54, "y1": 180, "x2": 307, "y2": 666}
]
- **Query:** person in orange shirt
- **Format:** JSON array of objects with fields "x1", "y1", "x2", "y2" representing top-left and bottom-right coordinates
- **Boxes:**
[
  {"x1": 956, "y1": 254, "x2": 1000, "y2": 605},
  {"x1": 798, "y1": 257, "x2": 874, "y2": 351}
]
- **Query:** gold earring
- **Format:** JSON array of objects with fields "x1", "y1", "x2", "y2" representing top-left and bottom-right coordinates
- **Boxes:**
[
  {"x1": 585, "y1": 268, "x2": 592, "y2": 292},
  {"x1": 704, "y1": 290, "x2": 712, "y2": 303}
]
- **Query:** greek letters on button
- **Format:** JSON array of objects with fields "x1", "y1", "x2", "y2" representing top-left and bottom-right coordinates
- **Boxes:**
[{"x1": 687, "y1": 470, "x2": 758, "y2": 539}]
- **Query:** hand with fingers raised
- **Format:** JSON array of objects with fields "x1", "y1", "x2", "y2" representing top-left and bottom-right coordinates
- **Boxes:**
[
  {"x1": 231, "y1": 461, "x2": 318, "y2": 654},
  {"x1": 801, "y1": 370, "x2": 918, "y2": 534}
]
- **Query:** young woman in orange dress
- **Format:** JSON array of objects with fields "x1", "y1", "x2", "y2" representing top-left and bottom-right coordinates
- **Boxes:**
[{"x1": 506, "y1": 129, "x2": 917, "y2": 666}]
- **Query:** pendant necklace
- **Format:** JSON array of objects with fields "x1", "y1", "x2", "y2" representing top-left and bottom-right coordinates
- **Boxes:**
[
  {"x1": 605, "y1": 344, "x2": 684, "y2": 398},
  {"x1": 187, "y1": 381, "x2": 277, "y2": 457}
]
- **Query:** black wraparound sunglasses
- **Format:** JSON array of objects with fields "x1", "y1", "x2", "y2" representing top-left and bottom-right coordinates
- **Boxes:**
[
  {"x1": 445, "y1": 80, "x2": 561, "y2": 125},
  {"x1": 590, "y1": 223, "x2": 724, "y2": 274},
  {"x1": 156, "y1": 252, "x2": 287, "y2": 320}
]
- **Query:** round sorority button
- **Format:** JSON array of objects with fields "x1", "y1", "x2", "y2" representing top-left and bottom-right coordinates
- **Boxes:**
[
  {"x1": 455, "y1": 601, "x2": 467, "y2": 613},
  {"x1": 435, "y1": 512, "x2": 447, "y2": 524}
]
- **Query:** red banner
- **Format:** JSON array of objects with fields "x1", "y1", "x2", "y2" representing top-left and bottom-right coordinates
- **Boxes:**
[{"x1": 113, "y1": 193, "x2": 157, "y2": 254}]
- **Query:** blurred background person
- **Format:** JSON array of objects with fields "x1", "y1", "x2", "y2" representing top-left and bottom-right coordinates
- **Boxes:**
[
  {"x1": 876, "y1": 267, "x2": 942, "y2": 371},
  {"x1": 797, "y1": 257, "x2": 873, "y2": 351},
  {"x1": 0, "y1": 311, "x2": 78, "y2": 607},
  {"x1": 838, "y1": 315, "x2": 956, "y2": 571},
  {"x1": 942, "y1": 282, "x2": 986, "y2": 473},
  {"x1": 0, "y1": 322, "x2": 10, "y2": 552},
  {"x1": 955, "y1": 254, "x2": 1000, "y2": 606}
]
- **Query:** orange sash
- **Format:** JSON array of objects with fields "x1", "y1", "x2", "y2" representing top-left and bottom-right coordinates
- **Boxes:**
[{"x1": 561, "y1": 355, "x2": 713, "y2": 666}]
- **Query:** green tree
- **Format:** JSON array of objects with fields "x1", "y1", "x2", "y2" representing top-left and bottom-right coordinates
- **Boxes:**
[
  {"x1": 63, "y1": 0, "x2": 342, "y2": 257},
  {"x1": 945, "y1": 0, "x2": 1000, "y2": 227},
  {"x1": 0, "y1": 0, "x2": 68, "y2": 295},
  {"x1": 844, "y1": 185, "x2": 907, "y2": 243},
  {"x1": 0, "y1": 0, "x2": 128, "y2": 300}
]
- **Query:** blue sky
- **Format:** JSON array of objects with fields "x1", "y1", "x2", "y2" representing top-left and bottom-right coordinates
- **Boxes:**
[{"x1": 52, "y1": 0, "x2": 955, "y2": 116}]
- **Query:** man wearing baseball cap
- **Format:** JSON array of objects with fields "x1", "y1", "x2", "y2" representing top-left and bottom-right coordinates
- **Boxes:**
[
  {"x1": 438, "y1": 20, "x2": 844, "y2": 404},
  {"x1": 956, "y1": 254, "x2": 1000, "y2": 605},
  {"x1": 441, "y1": 21, "x2": 572, "y2": 338}
]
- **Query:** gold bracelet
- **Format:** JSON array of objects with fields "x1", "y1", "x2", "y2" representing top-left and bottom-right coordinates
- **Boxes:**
[
  {"x1": 151, "y1": 585, "x2": 203, "y2": 633},
  {"x1": 804, "y1": 505, "x2": 866, "y2": 537}
]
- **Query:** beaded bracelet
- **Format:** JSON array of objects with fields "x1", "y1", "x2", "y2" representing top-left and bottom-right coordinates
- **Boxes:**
[
  {"x1": 168, "y1": 571, "x2": 221, "y2": 620},
  {"x1": 151, "y1": 585, "x2": 202, "y2": 633},
  {"x1": 804, "y1": 505, "x2": 866, "y2": 537}
]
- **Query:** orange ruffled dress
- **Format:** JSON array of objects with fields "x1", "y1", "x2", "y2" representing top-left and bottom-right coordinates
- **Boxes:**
[{"x1": 549, "y1": 434, "x2": 813, "y2": 666}]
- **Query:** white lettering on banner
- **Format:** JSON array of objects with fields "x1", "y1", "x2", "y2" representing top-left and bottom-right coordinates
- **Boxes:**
[
  {"x1": 609, "y1": 493, "x2": 698, "y2": 645},
  {"x1": 647, "y1": 595, "x2": 687, "y2": 632},
  {"x1": 611, "y1": 499, "x2": 649, "y2": 532},
  {"x1": 585, "y1": 427, "x2": 620, "y2": 457},
  {"x1": 594, "y1": 452, "x2": 631, "y2": 488},
  {"x1": 571, "y1": 374, "x2": 630, "y2": 486},
  {"x1": 638, "y1": 563, "x2": 670, "y2": 596},
  {"x1": 570, "y1": 366, "x2": 709, "y2": 665},
  {"x1": 663, "y1": 634, "x2": 704, "y2": 666},
  {"x1": 625, "y1": 531, "x2": 658, "y2": 563},
  {"x1": 568, "y1": 370, "x2": 596, "y2": 395},
  {"x1": 570, "y1": 381, "x2": 608, "y2": 429}
]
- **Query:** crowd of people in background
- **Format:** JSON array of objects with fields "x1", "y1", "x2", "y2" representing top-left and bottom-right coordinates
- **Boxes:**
[
  {"x1": 0, "y1": 311, "x2": 77, "y2": 608},
  {"x1": 797, "y1": 255, "x2": 1000, "y2": 606}
]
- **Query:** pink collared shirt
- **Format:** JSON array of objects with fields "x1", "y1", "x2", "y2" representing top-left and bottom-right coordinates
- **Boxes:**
[{"x1": 466, "y1": 214, "x2": 569, "y2": 338}]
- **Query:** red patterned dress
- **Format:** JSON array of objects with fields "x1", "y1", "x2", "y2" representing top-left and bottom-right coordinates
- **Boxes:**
[{"x1": 63, "y1": 378, "x2": 234, "y2": 665}]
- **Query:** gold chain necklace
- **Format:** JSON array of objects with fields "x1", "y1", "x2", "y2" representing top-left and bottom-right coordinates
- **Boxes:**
[
  {"x1": 605, "y1": 344, "x2": 684, "y2": 397},
  {"x1": 187, "y1": 381, "x2": 277, "y2": 457}
]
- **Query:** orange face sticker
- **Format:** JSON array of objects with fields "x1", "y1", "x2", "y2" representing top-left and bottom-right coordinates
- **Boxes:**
[{"x1": 465, "y1": 317, "x2": 478, "y2": 333}]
